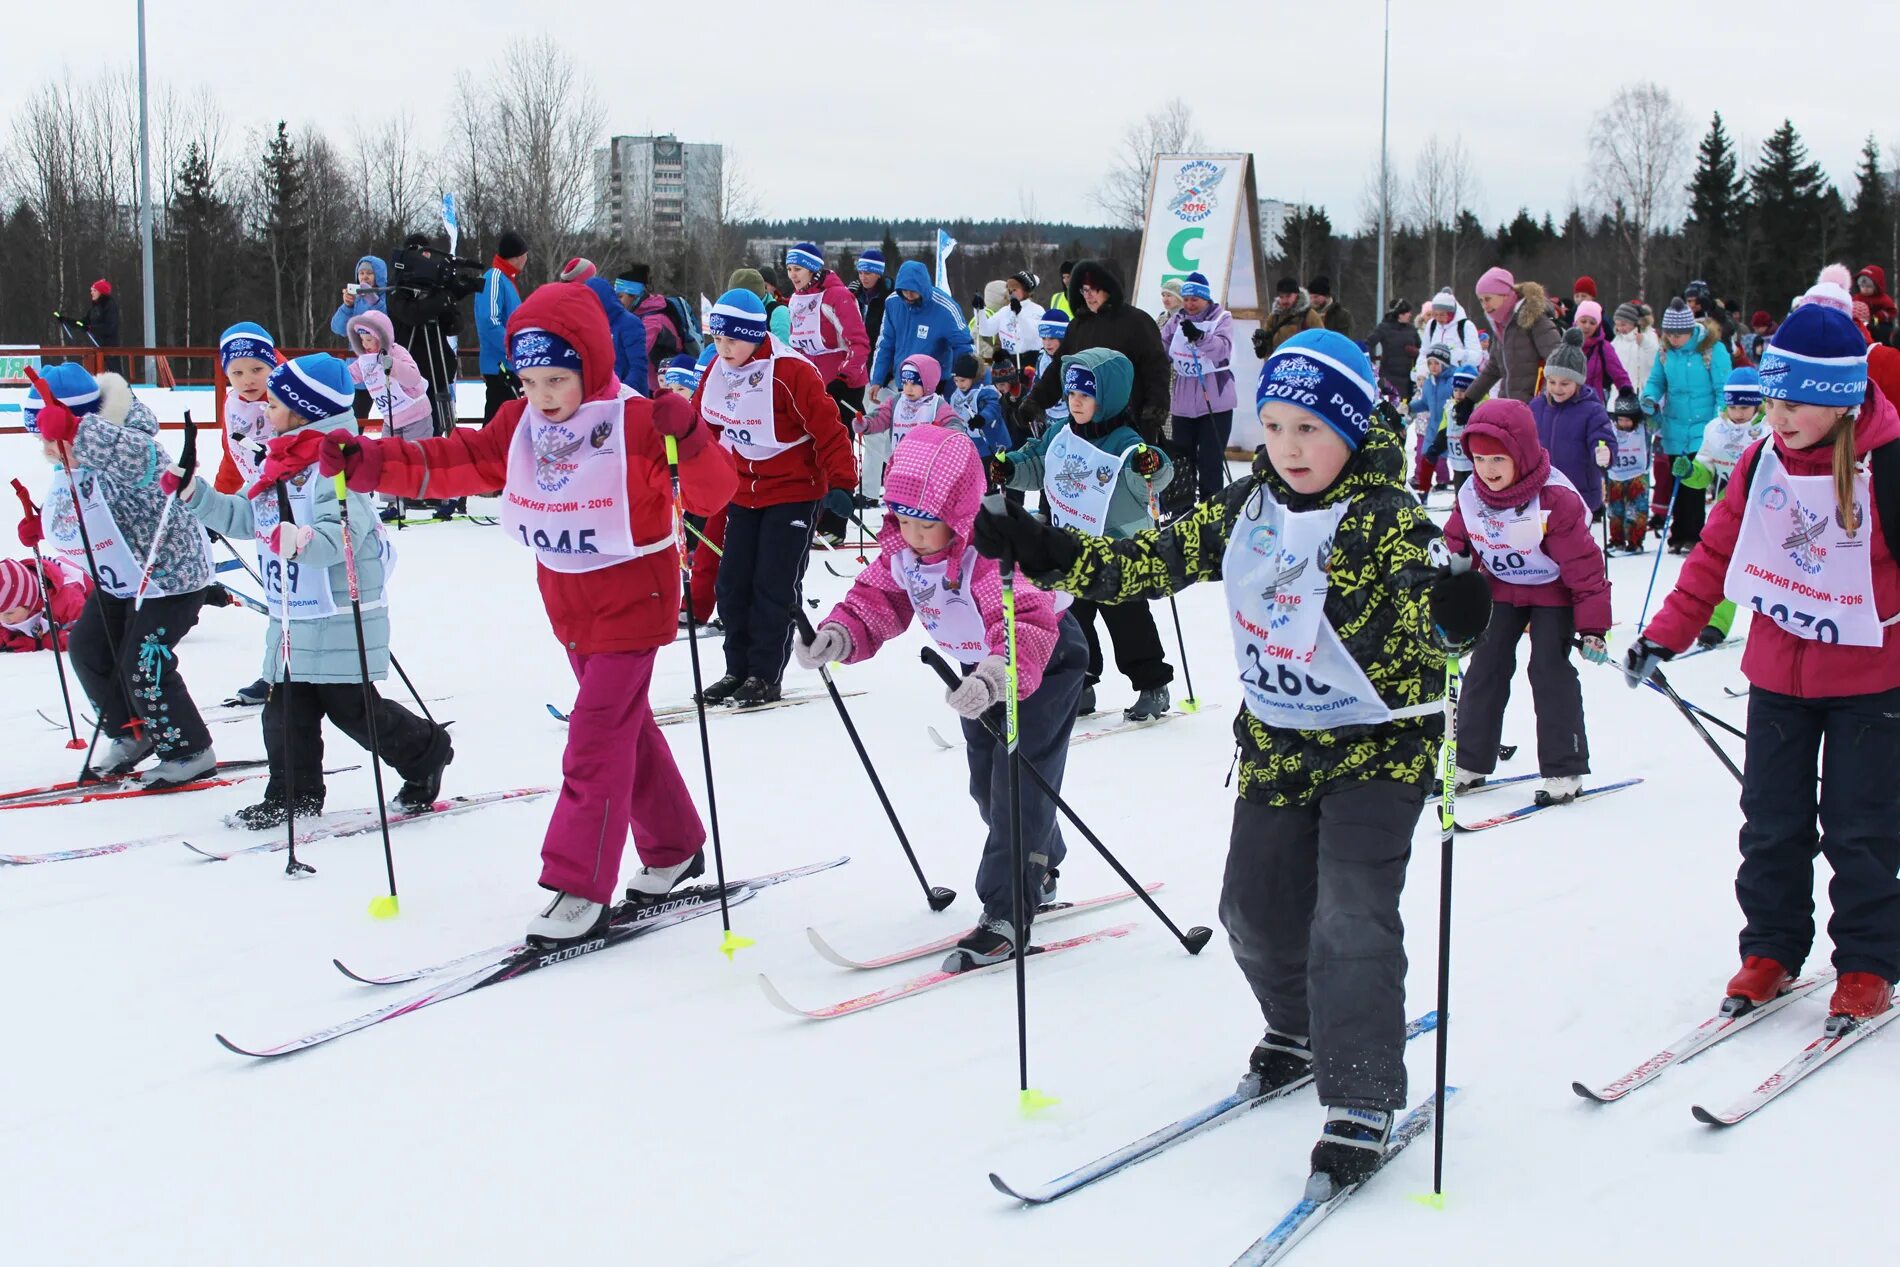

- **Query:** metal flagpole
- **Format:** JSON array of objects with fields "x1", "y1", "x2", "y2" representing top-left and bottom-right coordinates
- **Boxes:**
[
  {"x1": 1374, "y1": 0, "x2": 1391, "y2": 323},
  {"x1": 136, "y1": 0, "x2": 157, "y2": 386}
]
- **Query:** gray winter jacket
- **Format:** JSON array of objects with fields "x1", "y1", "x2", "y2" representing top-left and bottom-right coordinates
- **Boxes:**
[
  {"x1": 62, "y1": 374, "x2": 214, "y2": 597},
  {"x1": 180, "y1": 414, "x2": 392, "y2": 684}
]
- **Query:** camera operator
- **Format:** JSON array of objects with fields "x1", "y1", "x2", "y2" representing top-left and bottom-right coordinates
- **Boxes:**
[
  {"x1": 385, "y1": 232, "x2": 482, "y2": 435},
  {"x1": 331, "y1": 255, "x2": 388, "y2": 419},
  {"x1": 477, "y1": 230, "x2": 529, "y2": 422}
]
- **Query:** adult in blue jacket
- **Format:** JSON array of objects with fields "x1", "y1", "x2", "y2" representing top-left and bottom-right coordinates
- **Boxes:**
[
  {"x1": 582, "y1": 276, "x2": 649, "y2": 393},
  {"x1": 330, "y1": 254, "x2": 388, "y2": 418},
  {"x1": 869, "y1": 259, "x2": 972, "y2": 402},
  {"x1": 476, "y1": 230, "x2": 528, "y2": 421}
]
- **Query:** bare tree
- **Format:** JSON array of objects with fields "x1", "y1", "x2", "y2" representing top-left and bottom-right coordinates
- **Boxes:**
[
  {"x1": 351, "y1": 112, "x2": 427, "y2": 247},
  {"x1": 681, "y1": 147, "x2": 759, "y2": 298},
  {"x1": 1588, "y1": 81, "x2": 1691, "y2": 297},
  {"x1": 1360, "y1": 158, "x2": 1408, "y2": 299},
  {"x1": 1409, "y1": 134, "x2": 1478, "y2": 290},
  {"x1": 1094, "y1": 98, "x2": 1205, "y2": 230}
]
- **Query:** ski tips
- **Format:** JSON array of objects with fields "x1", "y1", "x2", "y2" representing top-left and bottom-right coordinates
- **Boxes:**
[
  {"x1": 368, "y1": 894, "x2": 400, "y2": 920},
  {"x1": 720, "y1": 929, "x2": 757, "y2": 960},
  {"x1": 1018, "y1": 1087, "x2": 1059, "y2": 1117}
]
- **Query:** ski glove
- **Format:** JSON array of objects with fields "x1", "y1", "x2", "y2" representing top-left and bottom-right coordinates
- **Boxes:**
[
  {"x1": 1453, "y1": 397, "x2": 1475, "y2": 428},
  {"x1": 823, "y1": 488, "x2": 856, "y2": 522},
  {"x1": 1180, "y1": 319, "x2": 1203, "y2": 343},
  {"x1": 1622, "y1": 637, "x2": 1673, "y2": 688},
  {"x1": 33, "y1": 401, "x2": 79, "y2": 446},
  {"x1": 985, "y1": 454, "x2": 1013, "y2": 491},
  {"x1": 1578, "y1": 634, "x2": 1610, "y2": 664},
  {"x1": 1250, "y1": 328, "x2": 1271, "y2": 359},
  {"x1": 944, "y1": 655, "x2": 1009, "y2": 719},
  {"x1": 17, "y1": 515, "x2": 43, "y2": 549},
  {"x1": 1427, "y1": 566, "x2": 1492, "y2": 646},
  {"x1": 270, "y1": 523, "x2": 315, "y2": 559},
  {"x1": 1016, "y1": 400, "x2": 1043, "y2": 432},
  {"x1": 972, "y1": 498, "x2": 1080, "y2": 577},
  {"x1": 316, "y1": 429, "x2": 387, "y2": 493},
  {"x1": 1672, "y1": 455, "x2": 1714, "y2": 489},
  {"x1": 650, "y1": 392, "x2": 707, "y2": 458},
  {"x1": 1130, "y1": 447, "x2": 1163, "y2": 478},
  {"x1": 794, "y1": 621, "x2": 851, "y2": 670},
  {"x1": 1008, "y1": 297, "x2": 1022, "y2": 314}
]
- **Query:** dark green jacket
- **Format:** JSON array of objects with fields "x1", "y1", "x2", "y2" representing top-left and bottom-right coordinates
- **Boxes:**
[{"x1": 1022, "y1": 420, "x2": 1462, "y2": 806}]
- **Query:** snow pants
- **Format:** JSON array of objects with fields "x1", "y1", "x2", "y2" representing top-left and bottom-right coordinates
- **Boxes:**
[
  {"x1": 1221, "y1": 779, "x2": 1423, "y2": 1111},
  {"x1": 962, "y1": 615, "x2": 1087, "y2": 922},
  {"x1": 683, "y1": 506, "x2": 727, "y2": 624},
  {"x1": 262, "y1": 679, "x2": 447, "y2": 804},
  {"x1": 1737, "y1": 685, "x2": 1900, "y2": 981},
  {"x1": 70, "y1": 588, "x2": 211, "y2": 758},
  {"x1": 1072, "y1": 596, "x2": 1173, "y2": 692},
  {"x1": 1651, "y1": 453, "x2": 1706, "y2": 549},
  {"x1": 1171, "y1": 409, "x2": 1234, "y2": 502},
  {"x1": 541, "y1": 647, "x2": 703, "y2": 904},
  {"x1": 717, "y1": 500, "x2": 817, "y2": 685},
  {"x1": 1458, "y1": 600, "x2": 1588, "y2": 778},
  {"x1": 1603, "y1": 474, "x2": 1649, "y2": 549}
]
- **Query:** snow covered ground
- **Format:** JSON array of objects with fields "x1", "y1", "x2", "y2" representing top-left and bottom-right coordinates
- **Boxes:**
[{"x1": 2, "y1": 431, "x2": 1891, "y2": 1267}]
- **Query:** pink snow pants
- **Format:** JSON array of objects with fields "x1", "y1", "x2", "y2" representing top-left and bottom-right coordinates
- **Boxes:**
[{"x1": 539, "y1": 647, "x2": 704, "y2": 903}]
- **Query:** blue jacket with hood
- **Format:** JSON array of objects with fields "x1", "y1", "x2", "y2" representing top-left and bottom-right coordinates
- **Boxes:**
[
  {"x1": 581, "y1": 277, "x2": 649, "y2": 393},
  {"x1": 328, "y1": 255, "x2": 388, "y2": 337},
  {"x1": 870, "y1": 260, "x2": 973, "y2": 392}
]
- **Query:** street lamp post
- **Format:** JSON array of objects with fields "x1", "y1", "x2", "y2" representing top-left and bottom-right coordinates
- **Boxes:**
[
  {"x1": 1374, "y1": 0, "x2": 1391, "y2": 324},
  {"x1": 137, "y1": 0, "x2": 157, "y2": 385}
]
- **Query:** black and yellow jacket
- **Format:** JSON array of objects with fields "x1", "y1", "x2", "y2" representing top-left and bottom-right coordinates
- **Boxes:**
[{"x1": 1022, "y1": 421, "x2": 1461, "y2": 806}]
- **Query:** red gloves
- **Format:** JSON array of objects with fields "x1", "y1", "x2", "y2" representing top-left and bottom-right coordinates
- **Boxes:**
[
  {"x1": 33, "y1": 401, "x2": 79, "y2": 446},
  {"x1": 1130, "y1": 446, "x2": 1163, "y2": 478},
  {"x1": 316, "y1": 428, "x2": 387, "y2": 493},
  {"x1": 650, "y1": 393, "x2": 706, "y2": 459},
  {"x1": 18, "y1": 516, "x2": 43, "y2": 549}
]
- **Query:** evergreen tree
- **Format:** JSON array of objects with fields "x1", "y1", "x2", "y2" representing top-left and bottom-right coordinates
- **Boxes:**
[
  {"x1": 1847, "y1": 135, "x2": 1892, "y2": 272},
  {"x1": 168, "y1": 141, "x2": 236, "y2": 346},
  {"x1": 1682, "y1": 112, "x2": 1745, "y2": 287},
  {"x1": 880, "y1": 226, "x2": 900, "y2": 278},
  {"x1": 1748, "y1": 119, "x2": 1829, "y2": 311},
  {"x1": 1275, "y1": 204, "x2": 1334, "y2": 282},
  {"x1": 258, "y1": 122, "x2": 306, "y2": 341}
]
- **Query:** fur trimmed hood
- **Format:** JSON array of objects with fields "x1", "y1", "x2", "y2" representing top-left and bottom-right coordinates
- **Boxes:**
[
  {"x1": 92, "y1": 373, "x2": 151, "y2": 434},
  {"x1": 1512, "y1": 281, "x2": 1550, "y2": 330}
]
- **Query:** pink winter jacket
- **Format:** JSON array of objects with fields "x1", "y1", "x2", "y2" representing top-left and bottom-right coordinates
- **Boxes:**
[
  {"x1": 794, "y1": 269, "x2": 871, "y2": 390},
  {"x1": 345, "y1": 309, "x2": 431, "y2": 433},
  {"x1": 822, "y1": 424, "x2": 1062, "y2": 698},
  {"x1": 1645, "y1": 387, "x2": 1900, "y2": 697}
]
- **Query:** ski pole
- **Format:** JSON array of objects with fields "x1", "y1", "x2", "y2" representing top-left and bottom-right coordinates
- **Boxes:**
[
  {"x1": 664, "y1": 435, "x2": 751, "y2": 958},
  {"x1": 332, "y1": 463, "x2": 401, "y2": 917},
  {"x1": 10, "y1": 478, "x2": 84, "y2": 748},
  {"x1": 24, "y1": 366, "x2": 135, "y2": 782},
  {"x1": 1637, "y1": 468, "x2": 1683, "y2": 630},
  {"x1": 920, "y1": 646, "x2": 1214, "y2": 956},
  {"x1": 131, "y1": 410, "x2": 195, "y2": 611},
  {"x1": 792, "y1": 605, "x2": 956, "y2": 912},
  {"x1": 1651, "y1": 666, "x2": 1744, "y2": 785},
  {"x1": 1141, "y1": 454, "x2": 1200, "y2": 713},
  {"x1": 272, "y1": 480, "x2": 315, "y2": 878},
  {"x1": 1576, "y1": 636, "x2": 1749, "y2": 744},
  {"x1": 1429, "y1": 656, "x2": 1461, "y2": 1201}
]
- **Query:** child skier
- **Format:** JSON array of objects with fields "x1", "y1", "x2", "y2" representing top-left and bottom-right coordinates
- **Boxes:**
[
  {"x1": 1530, "y1": 328, "x2": 1617, "y2": 513},
  {"x1": 1408, "y1": 343, "x2": 1455, "y2": 496},
  {"x1": 213, "y1": 322, "x2": 279, "y2": 494},
  {"x1": 692, "y1": 287, "x2": 857, "y2": 707},
  {"x1": 1673, "y1": 366, "x2": 1768, "y2": 646},
  {"x1": 859, "y1": 355, "x2": 969, "y2": 446},
  {"x1": 0, "y1": 554, "x2": 89, "y2": 652},
  {"x1": 947, "y1": 353, "x2": 1011, "y2": 457},
  {"x1": 1627, "y1": 301, "x2": 1900, "y2": 1026},
  {"x1": 343, "y1": 309, "x2": 433, "y2": 523},
  {"x1": 1424, "y1": 363, "x2": 1481, "y2": 492},
  {"x1": 1642, "y1": 299, "x2": 1732, "y2": 552},
  {"x1": 22, "y1": 366, "x2": 219, "y2": 782},
  {"x1": 167, "y1": 353, "x2": 453, "y2": 826},
  {"x1": 317, "y1": 283, "x2": 738, "y2": 942},
  {"x1": 1032, "y1": 310, "x2": 1071, "y2": 433},
  {"x1": 796, "y1": 424, "x2": 1086, "y2": 966},
  {"x1": 1604, "y1": 394, "x2": 1653, "y2": 553},
  {"x1": 992, "y1": 347, "x2": 1175, "y2": 719},
  {"x1": 1444, "y1": 399, "x2": 1612, "y2": 805},
  {"x1": 969, "y1": 327, "x2": 1492, "y2": 1192}
]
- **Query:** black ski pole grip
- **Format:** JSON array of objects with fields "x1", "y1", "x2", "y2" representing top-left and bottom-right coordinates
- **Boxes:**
[
  {"x1": 920, "y1": 646, "x2": 962, "y2": 692},
  {"x1": 793, "y1": 604, "x2": 818, "y2": 643}
]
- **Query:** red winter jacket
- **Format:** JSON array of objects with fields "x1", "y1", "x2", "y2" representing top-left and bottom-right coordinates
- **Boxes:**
[
  {"x1": 1857, "y1": 265, "x2": 1898, "y2": 325},
  {"x1": 0, "y1": 557, "x2": 90, "y2": 652},
  {"x1": 1645, "y1": 387, "x2": 1900, "y2": 697},
  {"x1": 792, "y1": 269, "x2": 871, "y2": 390},
  {"x1": 371, "y1": 283, "x2": 736, "y2": 654},
  {"x1": 690, "y1": 338, "x2": 857, "y2": 510}
]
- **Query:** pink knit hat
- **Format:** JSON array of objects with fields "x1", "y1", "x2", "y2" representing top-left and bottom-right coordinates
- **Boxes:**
[
  {"x1": 1475, "y1": 266, "x2": 1516, "y2": 299},
  {"x1": 1574, "y1": 300, "x2": 1603, "y2": 326},
  {"x1": 898, "y1": 353, "x2": 943, "y2": 394},
  {"x1": 0, "y1": 559, "x2": 38, "y2": 613}
]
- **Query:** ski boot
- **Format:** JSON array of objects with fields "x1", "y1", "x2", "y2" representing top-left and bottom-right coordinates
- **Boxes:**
[
  {"x1": 696, "y1": 673, "x2": 743, "y2": 705},
  {"x1": 624, "y1": 850, "x2": 707, "y2": 905},
  {"x1": 89, "y1": 733, "x2": 156, "y2": 781},
  {"x1": 1242, "y1": 1029, "x2": 1314, "y2": 1097},
  {"x1": 144, "y1": 746, "x2": 217, "y2": 789},
  {"x1": 1123, "y1": 685, "x2": 1170, "y2": 722},
  {"x1": 527, "y1": 891, "x2": 610, "y2": 947},
  {"x1": 1721, "y1": 955, "x2": 1793, "y2": 1016},
  {"x1": 1534, "y1": 775, "x2": 1582, "y2": 806},
  {"x1": 1076, "y1": 684, "x2": 1097, "y2": 716},
  {"x1": 1827, "y1": 972, "x2": 1894, "y2": 1034},
  {"x1": 1037, "y1": 867, "x2": 1059, "y2": 909},
  {"x1": 732, "y1": 677, "x2": 782, "y2": 708},
  {"x1": 392, "y1": 732, "x2": 454, "y2": 815},
  {"x1": 943, "y1": 915, "x2": 1017, "y2": 972},
  {"x1": 1308, "y1": 1107, "x2": 1394, "y2": 1196},
  {"x1": 226, "y1": 678, "x2": 271, "y2": 707},
  {"x1": 231, "y1": 791, "x2": 325, "y2": 830},
  {"x1": 1453, "y1": 765, "x2": 1488, "y2": 794}
]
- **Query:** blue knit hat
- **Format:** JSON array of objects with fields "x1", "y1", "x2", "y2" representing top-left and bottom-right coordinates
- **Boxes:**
[
  {"x1": 510, "y1": 327, "x2": 583, "y2": 374},
  {"x1": 22, "y1": 363, "x2": 101, "y2": 432},
  {"x1": 268, "y1": 354, "x2": 355, "y2": 426},
  {"x1": 695, "y1": 344, "x2": 718, "y2": 369},
  {"x1": 1037, "y1": 308, "x2": 1070, "y2": 341},
  {"x1": 1451, "y1": 363, "x2": 1478, "y2": 387},
  {"x1": 1724, "y1": 366, "x2": 1762, "y2": 408},
  {"x1": 1179, "y1": 272, "x2": 1212, "y2": 301},
  {"x1": 219, "y1": 321, "x2": 276, "y2": 370},
  {"x1": 855, "y1": 248, "x2": 885, "y2": 276},
  {"x1": 708, "y1": 288, "x2": 769, "y2": 343},
  {"x1": 1062, "y1": 362, "x2": 1099, "y2": 399},
  {"x1": 662, "y1": 353, "x2": 701, "y2": 391},
  {"x1": 1256, "y1": 329, "x2": 1378, "y2": 451},
  {"x1": 1758, "y1": 305, "x2": 1869, "y2": 407},
  {"x1": 785, "y1": 242, "x2": 825, "y2": 275}
]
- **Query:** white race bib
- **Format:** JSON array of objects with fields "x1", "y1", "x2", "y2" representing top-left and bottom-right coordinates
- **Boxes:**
[
  {"x1": 225, "y1": 396, "x2": 272, "y2": 486},
  {"x1": 1456, "y1": 470, "x2": 1576, "y2": 586},
  {"x1": 501, "y1": 391, "x2": 669, "y2": 574},
  {"x1": 357, "y1": 353, "x2": 423, "y2": 415},
  {"x1": 703, "y1": 337, "x2": 816, "y2": 462},
  {"x1": 255, "y1": 469, "x2": 338, "y2": 620},
  {"x1": 892, "y1": 544, "x2": 991, "y2": 664},
  {"x1": 1609, "y1": 424, "x2": 1649, "y2": 480},
  {"x1": 43, "y1": 471, "x2": 161, "y2": 600},
  {"x1": 891, "y1": 392, "x2": 940, "y2": 444},
  {"x1": 788, "y1": 291, "x2": 831, "y2": 356},
  {"x1": 1043, "y1": 427, "x2": 1129, "y2": 538},
  {"x1": 1724, "y1": 445, "x2": 1893, "y2": 647}
]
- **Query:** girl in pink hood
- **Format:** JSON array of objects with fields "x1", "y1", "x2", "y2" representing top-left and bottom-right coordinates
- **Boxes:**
[
  {"x1": 345, "y1": 309, "x2": 434, "y2": 522},
  {"x1": 1442, "y1": 398, "x2": 1611, "y2": 806},
  {"x1": 794, "y1": 424, "x2": 1086, "y2": 969},
  {"x1": 856, "y1": 353, "x2": 968, "y2": 447}
]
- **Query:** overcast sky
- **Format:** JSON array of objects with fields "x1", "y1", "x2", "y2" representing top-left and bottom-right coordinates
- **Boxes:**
[{"x1": 5, "y1": 1, "x2": 1894, "y2": 234}]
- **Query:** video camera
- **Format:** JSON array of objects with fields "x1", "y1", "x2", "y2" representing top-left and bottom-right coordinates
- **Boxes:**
[{"x1": 385, "y1": 242, "x2": 484, "y2": 324}]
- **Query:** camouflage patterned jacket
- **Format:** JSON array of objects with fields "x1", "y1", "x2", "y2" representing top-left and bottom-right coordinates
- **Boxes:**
[{"x1": 1022, "y1": 420, "x2": 1462, "y2": 806}]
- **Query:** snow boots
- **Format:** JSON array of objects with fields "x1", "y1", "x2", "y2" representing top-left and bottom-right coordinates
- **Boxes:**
[
  {"x1": 233, "y1": 791, "x2": 325, "y2": 830},
  {"x1": 732, "y1": 677, "x2": 782, "y2": 708},
  {"x1": 697, "y1": 674, "x2": 743, "y2": 705},
  {"x1": 392, "y1": 731, "x2": 454, "y2": 815}
]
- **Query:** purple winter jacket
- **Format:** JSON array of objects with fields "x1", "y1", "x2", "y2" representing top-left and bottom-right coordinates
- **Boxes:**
[
  {"x1": 1159, "y1": 303, "x2": 1237, "y2": 417},
  {"x1": 1529, "y1": 384, "x2": 1617, "y2": 512},
  {"x1": 1581, "y1": 329, "x2": 1632, "y2": 398}
]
